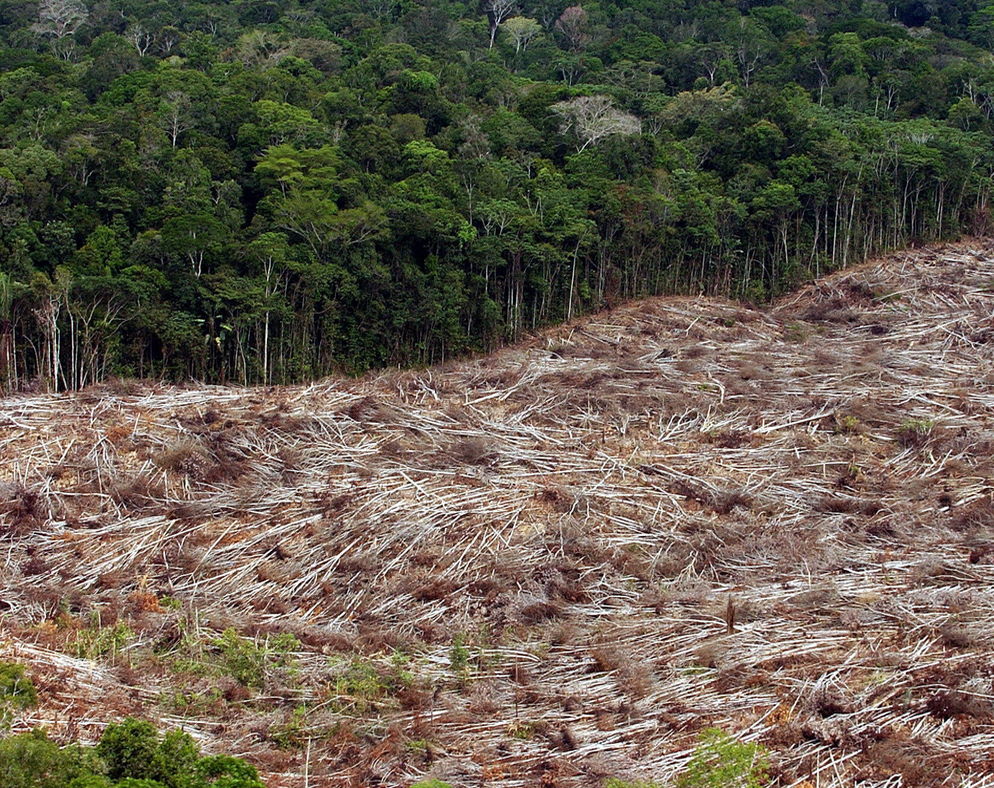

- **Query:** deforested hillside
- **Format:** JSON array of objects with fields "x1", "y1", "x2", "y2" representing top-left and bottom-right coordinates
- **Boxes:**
[{"x1": 2, "y1": 241, "x2": 994, "y2": 787}]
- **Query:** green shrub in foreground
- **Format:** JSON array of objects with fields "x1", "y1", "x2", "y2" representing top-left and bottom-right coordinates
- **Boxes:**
[
  {"x1": 0, "y1": 719, "x2": 266, "y2": 788},
  {"x1": 0, "y1": 662, "x2": 38, "y2": 710},
  {"x1": 0, "y1": 662, "x2": 37, "y2": 730},
  {"x1": 675, "y1": 728, "x2": 770, "y2": 788}
]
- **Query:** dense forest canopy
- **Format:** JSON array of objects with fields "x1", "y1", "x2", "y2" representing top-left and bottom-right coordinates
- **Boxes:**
[{"x1": 0, "y1": 0, "x2": 992, "y2": 387}]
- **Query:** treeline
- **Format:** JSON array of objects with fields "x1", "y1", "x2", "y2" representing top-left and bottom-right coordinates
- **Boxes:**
[{"x1": 0, "y1": 0, "x2": 993, "y2": 388}]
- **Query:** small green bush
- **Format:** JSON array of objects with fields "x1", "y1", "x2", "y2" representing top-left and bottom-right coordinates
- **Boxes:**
[
  {"x1": 212, "y1": 629, "x2": 267, "y2": 688},
  {"x1": 267, "y1": 705, "x2": 309, "y2": 750},
  {"x1": 675, "y1": 728, "x2": 770, "y2": 788},
  {"x1": 331, "y1": 653, "x2": 413, "y2": 712},
  {"x1": 72, "y1": 623, "x2": 134, "y2": 660},
  {"x1": 211, "y1": 628, "x2": 299, "y2": 689},
  {"x1": 0, "y1": 662, "x2": 37, "y2": 710},
  {"x1": 158, "y1": 596, "x2": 182, "y2": 610},
  {"x1": 0, "y1": 661, "x2": 37, "y2": 730},
  {"x1": 896, "y1": 418, "x2": 934, "y2": 448},
  {"x1": 833, "y1": 413, "x2": 860, "y2": 434},
  {"x1": 448, "y1": 633, "x2": 469, "y2": 673}
]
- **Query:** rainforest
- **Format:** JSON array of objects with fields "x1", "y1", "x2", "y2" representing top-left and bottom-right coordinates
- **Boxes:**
[{"x1": 0, "y1": 0, "x2": 993, "y2": 386}]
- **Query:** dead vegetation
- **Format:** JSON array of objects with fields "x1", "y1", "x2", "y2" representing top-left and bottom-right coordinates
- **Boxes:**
[{"x1": 2, "y1": 242, "x2": 994, "y2": 786}]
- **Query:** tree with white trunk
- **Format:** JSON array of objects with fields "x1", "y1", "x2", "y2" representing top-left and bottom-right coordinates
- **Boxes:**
[
  {"x1": 551, "y1": 95, "x2": 641, "y2": 153},
  {"x1": 485, "y1": 0, "x2": 517, "y2": 49},
  {"x1": 126, "y1": 24, "x2": 154, "y2": 57},
  {"x1": 32, "y1": 0, "x2": 87, "y2": 59},
  {"x1": 501, "y1": 16, "x2": 542, "y2": 53}
]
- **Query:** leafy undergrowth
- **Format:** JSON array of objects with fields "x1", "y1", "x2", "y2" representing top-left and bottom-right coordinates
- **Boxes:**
[
  {"x1": 2, "y1": 241, "x2": 994, "y2": 786},
  {"x1": 0, "y1": 716, "x2": 265, "y2": 788}
]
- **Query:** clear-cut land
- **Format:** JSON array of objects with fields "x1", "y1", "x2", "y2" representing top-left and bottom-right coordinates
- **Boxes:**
[{"x1": 1, "y1": 241, "x2": 993, "y2": 787}]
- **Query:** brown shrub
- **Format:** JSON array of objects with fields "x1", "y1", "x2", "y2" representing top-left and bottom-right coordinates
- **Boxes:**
[
  {"x1": 545, "y1": 574, "x2": 588, "y2": 604},
  {"x1": 939, "y1": 624, "x2": 980, "y2": 649},
  {"x1": 466, "y1": 681, "x2": 501, "y2": 716},
  {"x1": 102, "y1": 376, "x2": 142, "y2": 397},
  {"x1": 22, "y1": 555, "x2": 49, "y2": 576},
  {"x1": 0, "y1": 482, "x2": 47, "y2": 535},
  {"x1": 449, "y1": 436, "x2": 496, "y2": 466},
  {"x1": 202, "y1": 457, "x2": 251, "y2": 484},
  {"x1": 547, "y1": 621, "x2": 579, "y2": 646},
  {"x1": 556, "y1": 726, "x2": 578, "y2": 750},
  {"x1": 110, "y1": 474, "x2": 164, "y2": 509},
  {"x1": 509, "y1": 663, "x2": 532, "y2": 685},
  {"x1": 95, "y1": 569, "x2": 129, "y2": 589},
  {"x1": 968, "y1": 544, "x2": 992, "y2": 564},
  {"x1": 396, "y1": 683, "x2": 431, "y2": 711},
  {"x1": 810, "y1": 683, "x2": 852, "y2": 717},
  {"x1": 736, "y1": 362, "x2": 768, "y2": 381},
  {"x1": 926, "y1": 689, "x2": 993, "y2": 719},
  {"x1": 410, "y1": 577, "x2": 458, "y2": 602},
  {"x1": 673, "y1": 359, "x2": 702, "y2": 373},
  {"x1": 166, "y1": 500, "x2": 216, "y2": 520},
  {"x1": 617, "y1": 662, "x2": 653, "y2": 699},
  {"x1": 589, "y1": 647, "x2": 623, "y2": 673},
  {"x1": 356, "y1": 624, "x2": 409, "y2": 652},
  {"x1": 814, "y1": 495, "x2": 881, "y2": 516},
  {"x1": 341, "y1": 396, "x2": 389, "y2": 423},
  {"x1": 802, "y1": 296, "x2": 859, "y2": 323},
  {"x1": 517, "y1": 599, "x2": 563, "y2": 624},
  {"x1": 843, "y1": 278, "x2": 880, "y2": 301},
  {"x1": 153, "y1": 440, "x2": 207, "y2": 475},
  {"x1": 711, "y1": 489, "x2": 753, "y2": 515},
  {"x1": 952, "y1": 497, "x2": 994, "y2": 532},
  {"x1": 127, "y1": 592, "x2": 162, "y2": 615},
  {"x1": 705, "y1": 430, "x2": 750, "y2": 449},
  {"x1": 535, "y1": 486, "x2": 575, "y2": 513}
]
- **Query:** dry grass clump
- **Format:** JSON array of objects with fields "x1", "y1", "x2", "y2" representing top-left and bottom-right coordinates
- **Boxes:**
[
  {"x1": 589, "y1": 646, "x2": 625, "y2": 673},
  {"x1": 938, "y1": 623, "x2": 982, "y2": 649},
  {"x1": 802, "y1": 296, "x2": 860, "y2": 324},
  {"x1": 109, "y1": 474, "x2": 164, "y2": 509},
  {"x1": 152, "y1": 440, "x2": 208, "y2": 475},
  {"x1": 814, "y1": 495, "x2": 881, "y2": 515},
  {"x1": 0, "y1": 482, "x2": 48, "y2": 534},
  {"x1": 534, "y1": 486, "x2": 576, "y2": 513},
  {"x1": 447, "y1": 435, "x2": 497, "y2": 466},
  {"x1": 704, "y1": 429, "x2": 751, "y2": 448},
  {"x1": 925, "y1": 687, "x2": 993, "y2": 719},
  {"x1": 668, "y1": 479, "x2": 753, "y2": 515},
  {"x1": 952, "y1": 496, "x2": 994, "y2": 532},
  {"x1": 2, "y1": 242, "x2": 994, "y2": 787}
]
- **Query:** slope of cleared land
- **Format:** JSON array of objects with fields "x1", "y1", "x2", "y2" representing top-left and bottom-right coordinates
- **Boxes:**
[{"x1": 2, "y1": 242, "x2": 994, "y2": 787}]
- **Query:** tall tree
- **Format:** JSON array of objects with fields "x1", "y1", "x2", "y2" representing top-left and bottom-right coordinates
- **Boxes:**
[
  {"x1": 551, "y1": 95, "x2": 641, "y2": 152},
  {"x1": 32, "y1": 0, "x2": 88, "y2": 59}
]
